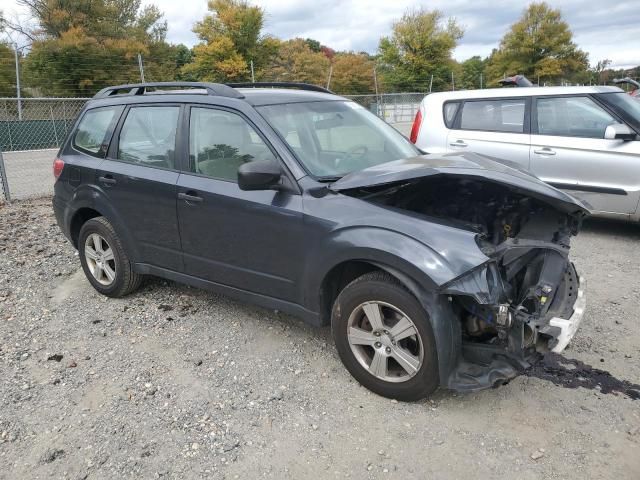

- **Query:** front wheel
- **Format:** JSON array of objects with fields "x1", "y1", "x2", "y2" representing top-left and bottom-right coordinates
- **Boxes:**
[
  {"x1": 78, "y1": 217, "x2": 142, "y2": 297},
  {"x1": 331, "y1": 272, "x2": 439, "y2": 401}
]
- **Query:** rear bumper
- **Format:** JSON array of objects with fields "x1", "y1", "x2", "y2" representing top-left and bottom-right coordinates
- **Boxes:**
[
  {"x1": 52, "y1": 195, "x2": 72, "y2": 244},
  {"x1": 548, "y1": 276, "x2": 586, "y2": 353}
]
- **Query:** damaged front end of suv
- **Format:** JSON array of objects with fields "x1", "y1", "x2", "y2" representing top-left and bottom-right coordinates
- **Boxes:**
[{"x1": 330, "y1": 153, "x2": 589, "y2": 392}]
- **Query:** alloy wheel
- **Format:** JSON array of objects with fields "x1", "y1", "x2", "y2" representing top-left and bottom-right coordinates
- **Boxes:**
[
  {"x1": 346, "y1": 301, "x2": 424, "y2": 383},
  {"x1": 84, "y1": 233, "x2": 116, "y2": 286}
]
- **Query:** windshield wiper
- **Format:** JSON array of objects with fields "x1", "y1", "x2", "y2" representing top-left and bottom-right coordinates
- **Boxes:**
[{"x1": 316, "y1": 175, "x2": 343, "y2": 182}]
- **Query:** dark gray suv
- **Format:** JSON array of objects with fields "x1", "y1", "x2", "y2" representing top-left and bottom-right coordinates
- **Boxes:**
[{"x1": 53, "y1": 82, "x2": 589, "y2": 400}]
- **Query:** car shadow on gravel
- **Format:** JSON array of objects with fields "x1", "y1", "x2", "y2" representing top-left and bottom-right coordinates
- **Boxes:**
[{"x1": 581, "y1": 217, "x2": 640, "y2": 239}]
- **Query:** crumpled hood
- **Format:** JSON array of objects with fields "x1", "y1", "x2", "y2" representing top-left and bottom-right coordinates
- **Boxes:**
[{"x1": 329, "y1": 152, "x2": 591, "y2": 216}]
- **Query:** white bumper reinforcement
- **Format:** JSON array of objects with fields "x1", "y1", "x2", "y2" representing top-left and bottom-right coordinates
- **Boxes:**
[{"x1": 549, "y1": 276, "x2": 587, "y2": 353}]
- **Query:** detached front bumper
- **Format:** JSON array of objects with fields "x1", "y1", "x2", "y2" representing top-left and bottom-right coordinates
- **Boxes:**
[{"x1": 548, "y1": 276, "x2": 586, "y2": 353}]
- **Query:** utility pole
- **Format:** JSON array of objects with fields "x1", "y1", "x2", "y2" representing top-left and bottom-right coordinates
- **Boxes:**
[
  {"x1": 250, "y1": 60, "x2": 255, "y2": 83},
  {"x1": 0, "y1": 146, "x2": 11, "y2": 202},
  {"x1": 14, "y1": 43, "x2": 22, "y2": 121},
  {"x1": 428, "y1": 75, "x2": 433, "y2": 93},
  {"x1": 326, "y1": 65, "x2": 333, "y2": 90},
  {"x1": 480, "y1": 73, "x2": 483, "y2": 89},
  {"x1": 451, "y1": 71, "x2": 455, "y2": 91},
  {"x1": 137, "y1": 53, "x2": 145, "y2": 83},
  {"x1": 373, "y1": 66, "x2": 379, "y2": 97}
]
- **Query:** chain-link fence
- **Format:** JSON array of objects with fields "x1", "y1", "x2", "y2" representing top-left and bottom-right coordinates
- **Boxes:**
[
  {"x1": 344, "y1": 92, "x2": 424, "y2": 124},
  {"x1": 0, "y1": 92, "x2": 423, "y2": 202},
  {"x1": 1, "y1": 98, "x2": 88, "y2": 151}
]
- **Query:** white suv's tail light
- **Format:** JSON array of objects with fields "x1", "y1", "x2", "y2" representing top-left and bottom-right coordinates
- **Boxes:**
[{"x1": 409, "y1": 109, "x2": 422, "y2": 144}]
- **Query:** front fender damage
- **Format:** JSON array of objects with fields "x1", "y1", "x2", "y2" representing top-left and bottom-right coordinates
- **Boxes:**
[
  {"x1": 342, "y1": 172, "x2": 589, "y2": 392},
  {"x1": 439, "y1": 225, "x2": 587, "y2": 392}
]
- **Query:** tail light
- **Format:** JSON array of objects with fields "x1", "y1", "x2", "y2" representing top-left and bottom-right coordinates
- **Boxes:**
[
  {"x1": 409, "y1": 109, "x2": 422, "y2": 144},
  {"x1": 53, "y1": 157, "x2": 65, "y2": 179}
]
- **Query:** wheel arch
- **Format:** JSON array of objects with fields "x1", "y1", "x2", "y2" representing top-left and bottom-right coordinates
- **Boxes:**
[
  {"x1": 70, "y1": 207, "x2": 102, "y2": 248},
  {"x1": 65, "y1": 187, "x2": 139, "y2": 260},
  {"x1": 316, "y1": 255, "x2": 462, "y2": 389}
]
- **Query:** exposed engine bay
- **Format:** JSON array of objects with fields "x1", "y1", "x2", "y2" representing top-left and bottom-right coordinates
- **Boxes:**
[{"x1": 345, "y1": 174, "x2": 588, "y2": 391}]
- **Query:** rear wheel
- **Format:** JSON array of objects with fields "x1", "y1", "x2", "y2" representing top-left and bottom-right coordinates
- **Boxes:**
[
  {"x1": 332, "y1": 271, "x2": 439, "y2": 401},
  {"x1": 78, "y1": 217, "x2": 142, "y2": 297}
]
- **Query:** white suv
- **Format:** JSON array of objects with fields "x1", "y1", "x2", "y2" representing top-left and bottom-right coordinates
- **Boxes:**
[{"x1": 410, "y1": 86, "x2": 640, "y2": 222}]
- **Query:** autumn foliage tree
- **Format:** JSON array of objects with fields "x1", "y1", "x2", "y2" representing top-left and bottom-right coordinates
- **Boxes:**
[
  {"x1": 263, "y1": 38, "x2": 330, "y2": 85},
  {"x1": 377, "y1": 8, "x2": 463, "y2": 92},
  {"x1": 329, "y1": 53, "x2": 375, "y2": 94},
  {"x1": 183, "y1": 0, "x2": 278, "y2": 82},
  {"x1": 485, "y1": 2, "x2": 588, "y2": 84},
  {"x1": 17, "y1": 0, "x2": 179, "y2": 96}
]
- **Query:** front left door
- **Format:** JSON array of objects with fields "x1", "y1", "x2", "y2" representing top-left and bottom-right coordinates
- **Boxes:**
[
  {"x1": 530, "y1": 95, "x2": 640, "y2": 215},
  {"x1": 98, "y1": 104, "x2": 183, "y2": 271},
  {"x1": 176, "y1": 105, "x2": 305, "y2": 302}
]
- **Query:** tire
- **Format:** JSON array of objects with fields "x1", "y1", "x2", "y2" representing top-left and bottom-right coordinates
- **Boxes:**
[
  {"x1": 78, "y1": 216, "x2": 142, "y2": 298},
  {"x1": 332, "y1": 271, "x2": 439, "y2": 401}
]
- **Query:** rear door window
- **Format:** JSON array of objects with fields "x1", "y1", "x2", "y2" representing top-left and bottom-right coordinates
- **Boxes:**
[
  {"x1": 117, "y1": 106, "x2": 180, "y2": 169},
  {"x1": 459, "y1": 99, "x2": 526, "y2": 133},
  {"x1": 73, "y1": 106, "x2": 123, "y2": 157},
  {"x1": 536, "y1": 96, "x2": 620, "y2": 138}
]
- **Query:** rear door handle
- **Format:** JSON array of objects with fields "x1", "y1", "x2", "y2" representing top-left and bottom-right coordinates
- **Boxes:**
[
  {"x1": 178, "y1": 191, "x2": 203, "y2": 204},
  {"x1": 449, "y1": 140, "x2": 467, "y2": 147},
  {"x1": 534, "y1": 147, "x2": 556, "y2": 156},
  {"x1": 98, "y1": 175, "x2": 116, "y2": 185}
]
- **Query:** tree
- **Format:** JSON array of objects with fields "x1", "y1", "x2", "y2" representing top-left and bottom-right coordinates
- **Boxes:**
[
  {"x1": 305, "y1": 38, "x2": 321, "y2": 53},
  {"x1": 485, "y1": 2, "x2": 588, "y2": 85},
  {"x1": 263, "y1": 38, "x2": 330, "y2": 85},
  {"x1": 183, "y1": 0, "x2": 278, "y2": 82},
  {"x1": 329, "y1": 53, "x2": 375, "y2": 94},
  {"x1": 15, "y1": 0, "x2": 173, "y2": 96},
  {"x1": 0, "y1": 42, "x2": 16, "y2": 97},
  {"x1": 456, "y1": 56, "x2": 487, "y2": 90},
  {"x1": 591, "y1": 59, "x2": 612, "y2": 84},
  {"x1": 377, "y1": 8, "x2": 463, "y2": 92},
  {"x1": 0, "y1": 12, "x2": 15, "y2": 96}
]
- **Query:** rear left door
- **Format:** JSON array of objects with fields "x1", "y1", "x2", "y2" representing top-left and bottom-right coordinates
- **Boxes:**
[
  {"x1": 447, "y1": 97, "x2": 531, "y2": 169},
  {"x1": 98, "y1": 104, "x2": 183, "y2": 271}
]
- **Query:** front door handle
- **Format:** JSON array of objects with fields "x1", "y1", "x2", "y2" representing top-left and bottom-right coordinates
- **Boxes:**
[
  {"x1": 449, "y1": 140, "x2": 467, "y2": 147},
  {"x1": 178, "y1": 191, "x2": 203, "y2": 204},
  {"x1": 534, "y1": 147, "x2": 556, "y2": 156},
  {"x1": 98, "y1": 175, "x2": 116, "y2": 185}
]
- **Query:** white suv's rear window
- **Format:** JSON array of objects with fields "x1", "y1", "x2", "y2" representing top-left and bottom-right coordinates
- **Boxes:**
[{"x1": 460, "y1": 99, "x2": 525, "y2": 133}]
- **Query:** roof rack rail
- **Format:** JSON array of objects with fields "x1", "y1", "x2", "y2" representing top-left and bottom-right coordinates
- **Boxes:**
[
  {"x1": 93, "y1": 82, "x2": 244, "y2": 99},
  {"x1": 226, "y1": 82, "x2": 333, "y2": 94}
]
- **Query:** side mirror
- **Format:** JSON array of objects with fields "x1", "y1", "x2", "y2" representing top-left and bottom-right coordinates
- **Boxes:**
[
  {"x1": 604, "y1": 123, "x2": 635, "y2": 141},
  {"x1": 238, "y1": 160, "x2": 282, "y2": 191}
]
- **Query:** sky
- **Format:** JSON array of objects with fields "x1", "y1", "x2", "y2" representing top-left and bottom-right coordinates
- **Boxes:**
[{"x1": 1, "y1": 0, "x2": 639, "y2": 69}]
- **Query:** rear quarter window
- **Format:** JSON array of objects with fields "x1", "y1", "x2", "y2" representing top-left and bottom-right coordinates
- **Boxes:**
[
  {"x1": 443, "y1": 102, "x2": 460, "y2": 128},
  {"x1": 73, "y1": 106, "x2": 123, "y2": 157}
]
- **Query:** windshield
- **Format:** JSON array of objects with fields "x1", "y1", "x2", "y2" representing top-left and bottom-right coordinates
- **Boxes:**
[
  {"x1": 600, "y1": 92, "x2": 640, "y2": 132},
  {"x1": 257, "y1": 101, "x2": 420, "y2": 178}
]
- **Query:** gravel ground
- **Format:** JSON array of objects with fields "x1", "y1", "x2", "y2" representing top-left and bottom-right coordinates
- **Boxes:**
[{"x1": 0, "y1": 198, "x2": 638, "y2": 480}]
